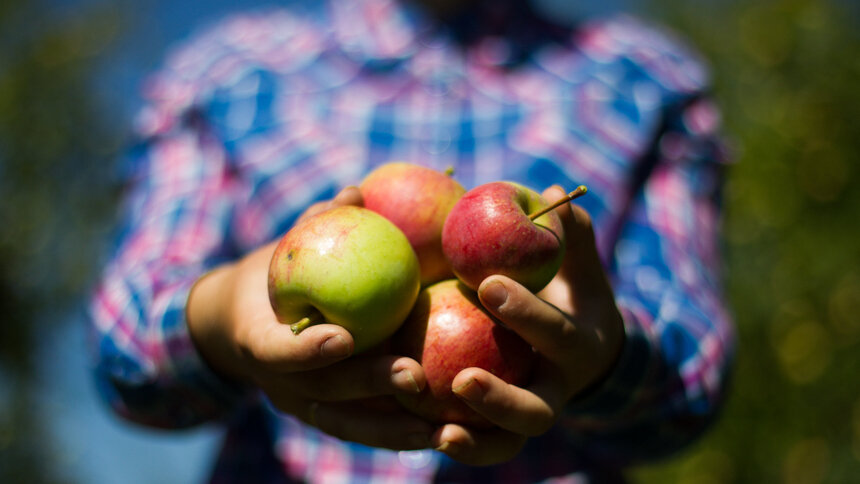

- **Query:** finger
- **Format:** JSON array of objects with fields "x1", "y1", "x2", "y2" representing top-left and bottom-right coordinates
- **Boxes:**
[
  {"x1": 478, "y1": 275, "x2": 576, "y2": 364},
  {"x1": 290, "y1": 355, "x2": 426, "y2": 402},
  {"x1": 332, "y1": 185, "x2": 363, "y2": 206},
  {"x1": 295, "y1": 186, "x2": 364, "y2": 224},
  {"x1": 541, "y1": 185, "x2": 607, "y2": 301},
  {"x1": 432, "y1": 423, "x2": 527, "y2": 466},
  {"x1": 478, "y1": 275, "x2": 622, "y2": 397},
  {"x1": 313, "y1": 401, "x2": 436, "y2": 450},
  {"x1": 450, "y1": 367, "x2": 562, "y2": 437},
  {"x1": 541, "y1": 186, "x2": 626, "y2": 388},
  {"x1": 242, "y1": 319, "x2": 355, "y2": 373},
  {"x1": 541, "y1": 185, "x2": 592, "y2": 249}
]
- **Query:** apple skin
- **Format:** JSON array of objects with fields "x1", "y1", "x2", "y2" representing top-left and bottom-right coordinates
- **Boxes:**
[
  {"x1": 360, "y1": 162, "x2": 466, "y2": 285},
  {"x1": 392, "y1": 279, "x2": 535, "y2": 428},
  {"x1": 441, "y1": 181, "x2": 565, "y2": 293},
  {"x1": 268, "y1": 205, "x2": 421, "y2": 354}
]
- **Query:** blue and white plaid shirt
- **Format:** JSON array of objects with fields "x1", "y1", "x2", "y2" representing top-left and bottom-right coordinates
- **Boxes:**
[{"x1": 91, "y1": 1, "x2": 734, "y2": 481}]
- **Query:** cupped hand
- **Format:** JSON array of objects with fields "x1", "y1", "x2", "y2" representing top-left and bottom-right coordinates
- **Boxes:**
[
  {"x1": 187, "y1": 187, "x2": 435, "y2": 450},
  {"x1": 432, "y1": 185, "x2": 626, "y2": 466}
]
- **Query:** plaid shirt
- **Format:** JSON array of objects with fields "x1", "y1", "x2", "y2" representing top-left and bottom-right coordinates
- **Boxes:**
[{"x1": 90, "y1": 1, "x2": 734, "y2": 482}]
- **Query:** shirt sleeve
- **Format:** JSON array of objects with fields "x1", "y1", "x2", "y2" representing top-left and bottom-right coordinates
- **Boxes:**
[
  {"x1": 560, "y1": 96, "x2": 736, "y2": 463},
  {"x1": 88, "y1": 109, "x2": 253, "y2": 429}
]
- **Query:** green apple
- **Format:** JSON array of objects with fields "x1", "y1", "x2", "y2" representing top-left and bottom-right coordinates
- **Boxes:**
[{"x1": 268, "y1": 205, "x2": 421, "y2": 353}]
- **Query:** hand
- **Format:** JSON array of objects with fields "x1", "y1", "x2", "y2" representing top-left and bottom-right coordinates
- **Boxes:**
[
  {"x1": 187, "y1": 187, "x2": 436, "y2": 450},
  {"x1": 432, "y1": 185, "x2": 625, "y2": 466}
]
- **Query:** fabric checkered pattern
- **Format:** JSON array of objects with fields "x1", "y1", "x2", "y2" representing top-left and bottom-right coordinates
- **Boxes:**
[{"x1": 90, "y1": 1, "x2": 734, "y2": 482}]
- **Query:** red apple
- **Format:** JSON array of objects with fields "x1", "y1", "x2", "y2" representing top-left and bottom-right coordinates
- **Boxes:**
[
  {"x1": 360, "y1": 162, "x2": 466, "y2": 285},
  {"x1": 441, "y1": 181, "x2": 565, "y2": 293},
  {"x1": 392, "y1": 279, "x2": 535, "y2": 428}
]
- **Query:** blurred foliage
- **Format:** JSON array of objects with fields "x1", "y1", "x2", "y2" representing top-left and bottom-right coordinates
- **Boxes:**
[
  {"x1": 0, "y1": 0, "x2": 124, "y2": 482},
  {"x1": 633, "y1": 0, "x2": 860, "y2": 483}
]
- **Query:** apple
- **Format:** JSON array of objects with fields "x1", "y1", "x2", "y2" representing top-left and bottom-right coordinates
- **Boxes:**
[
  {"x1": 441, "y1": 181, "x2": 566, "y2": 293},
  {"x1": 392, "y1": 279, "x2": 535, "y2": 427},
  {"x1": 268, "y1": 205, "x2": 421, "y2": 353},
  {"x1": 360, "y1": 162, "x2": 466, "y2": 285}
]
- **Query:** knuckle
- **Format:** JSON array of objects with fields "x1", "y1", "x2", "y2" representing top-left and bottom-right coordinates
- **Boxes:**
[
  {"x1": 501, "y1": 289, "x2": 539, "y2": 321},
  {"x1": 376, "y1": 356, "x2": 411, "y2": 394},
  {"x1": 556, "y1": 320, "x2": 579, "y2": 346}
]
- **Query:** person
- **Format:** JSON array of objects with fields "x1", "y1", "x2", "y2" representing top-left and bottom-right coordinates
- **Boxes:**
[{"x1": 89, "y1": 0, "x2": 735, "y2": 481}]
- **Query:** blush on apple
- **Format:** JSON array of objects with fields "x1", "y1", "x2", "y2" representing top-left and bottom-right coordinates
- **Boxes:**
[
  {"x1": 391, "y1": 279, "x2": 535, "y2": 428},
  {"x1": 360, "y1": 162, "x2": 466, "y2": 285},
  {"x1": 442, "y1": 181, "x2": 571, "y2": 293}
]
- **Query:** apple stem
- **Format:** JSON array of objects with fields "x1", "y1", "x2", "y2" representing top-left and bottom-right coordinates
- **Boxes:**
[
  {"x1": 290, "y1": 310, "x2": 326, "y2": 335},
  {"x1": 528, "y1": 185, "x2": 588, "y2": 221},
  {"x1": 444, "y1": 165, "x2": 455, "y2": 177}
]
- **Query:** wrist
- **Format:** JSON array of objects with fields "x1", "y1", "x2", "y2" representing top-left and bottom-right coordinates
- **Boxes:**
[
  {"x1": 187, "y1": 264, "x2": 246, "y2": 382},
  {"x1": 567, "y1": 303, "x2": 626, "y2": 404},
  {"x1": 567, "y1": 304, "x2": 628, "y2": 406}
]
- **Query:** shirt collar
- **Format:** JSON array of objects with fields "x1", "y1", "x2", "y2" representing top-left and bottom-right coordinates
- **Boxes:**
[
  {"x1": 327, "y1": 0, "x2": 572, "y2": 68},
  {"x1": 328, "y1": 0, "x2": 425, "y2": 65}
]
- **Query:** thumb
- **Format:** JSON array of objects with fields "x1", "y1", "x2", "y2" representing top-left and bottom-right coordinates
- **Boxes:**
[
  {"x1": 246, "y1": 318, "x2": 356, "y2": 373},
  {"x1": 477, "y1": 274, "x2": 576, "y2": 366},
  {"x1": 332, "y1": 185, "x2": 364, "y2": 207},
  {"x1": 295, "y1": 186, "x2": 364, "y2": 225}
]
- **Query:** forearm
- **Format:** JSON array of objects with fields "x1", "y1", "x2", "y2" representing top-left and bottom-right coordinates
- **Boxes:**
[
  {"x1": 186, "y1": 241, "x2": 279, "y2": 384},
  {"x1": 187, "y1": 263, "x2": 245, "y2": 382},
  {"x1": 560, "y1": 290, "x2": 733, "y2": 462},
  {"x1": 89, "y1": 124, "x2": 251, "y2": 427}
]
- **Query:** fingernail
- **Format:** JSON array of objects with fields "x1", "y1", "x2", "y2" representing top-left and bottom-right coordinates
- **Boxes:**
[
  {"x1": 435, "y1": 441, "x2": 460, "y2": 454},
  {"x1": 394, "y1": 369, "x2": 421, "y2": 394},
  {"x1": 321, "y1": 335, "x2": 351, "y2": 358},
  {"x1": 480, "y1": 280, "x2": 508, "y2": 309},
  {"x1": 452, "y1": 378, "x2": 483, "y2": 402}
]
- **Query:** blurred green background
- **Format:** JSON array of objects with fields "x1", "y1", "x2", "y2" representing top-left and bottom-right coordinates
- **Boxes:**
[
  {"x1": 634, "y1": 1, "x2": 860, "y2": 482},
  {"x1": 0, "y1": 0, "x2": 857, "y2": 482}
]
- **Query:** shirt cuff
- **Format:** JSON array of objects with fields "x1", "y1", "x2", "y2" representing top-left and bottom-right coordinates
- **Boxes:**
[
  {"x1": 561, "y1": 300, "x2": 656, "y2": 430},
  {"x1": 154, "y1": 276, "x2": 256, "y2": 425}
]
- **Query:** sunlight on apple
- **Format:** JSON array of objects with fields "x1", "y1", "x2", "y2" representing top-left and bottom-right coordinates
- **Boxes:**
[
  {"x1": 316, "y1": 236, "x2": 336, "y2": 256},
  {"x1": 433, "y1": 312, "x2": 458, "y2": 333},
  {"x1": 483, "y1": 203, "x2": 501, "y2": 220}
]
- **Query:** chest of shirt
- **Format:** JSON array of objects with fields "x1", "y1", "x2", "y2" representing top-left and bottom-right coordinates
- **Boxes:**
[{"x1": 198, "y1": 46, "x2": 666, "y2": 249}]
